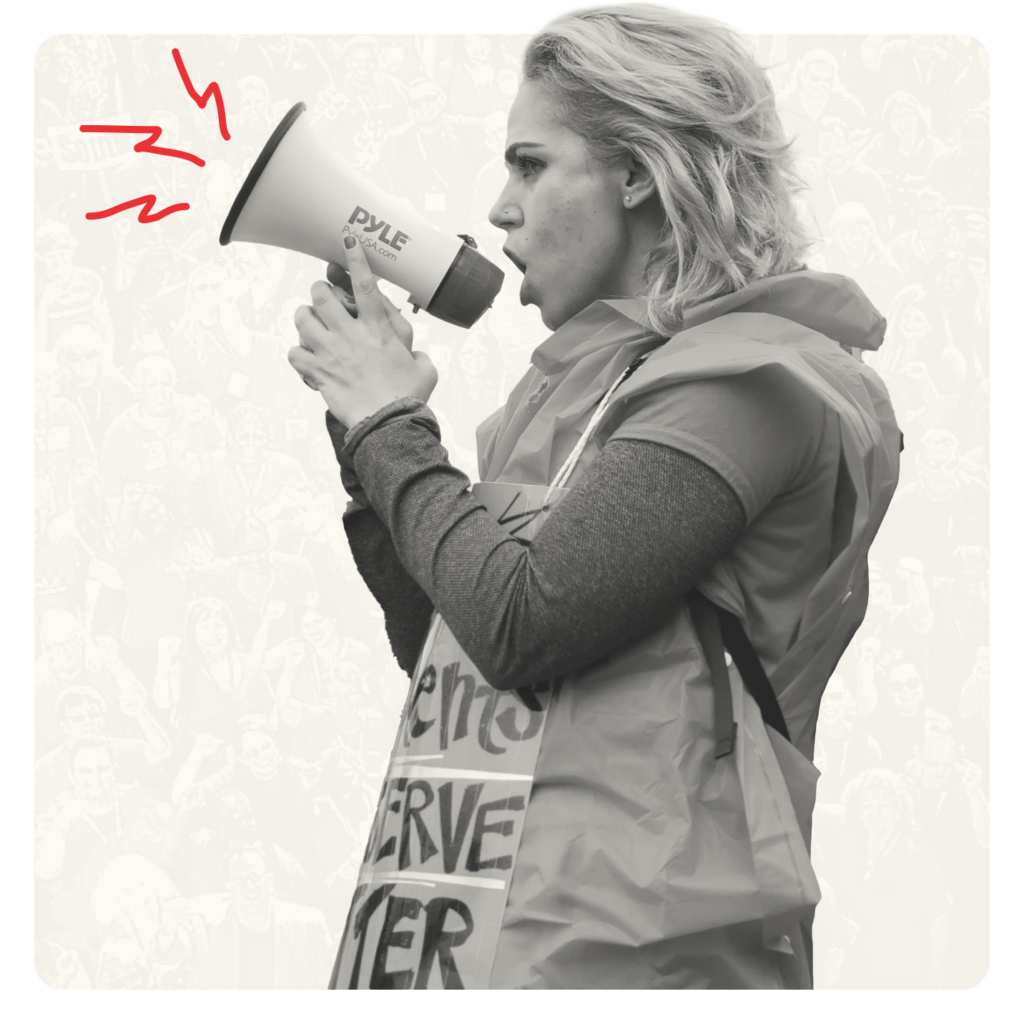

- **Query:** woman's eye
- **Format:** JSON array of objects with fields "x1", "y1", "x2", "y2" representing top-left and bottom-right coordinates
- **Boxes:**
[{"x1": 515, "y1": 155, "x2": 542, "y2": 176}]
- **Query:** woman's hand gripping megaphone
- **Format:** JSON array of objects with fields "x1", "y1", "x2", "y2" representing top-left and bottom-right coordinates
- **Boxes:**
[{"x1": 289, "y1": 236, "x2": 438, "y2": 430}]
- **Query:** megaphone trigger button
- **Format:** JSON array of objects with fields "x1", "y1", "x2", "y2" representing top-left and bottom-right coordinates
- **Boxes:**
[{"x1": 326, "y1": 262, "x2": 349, "y2": 284}]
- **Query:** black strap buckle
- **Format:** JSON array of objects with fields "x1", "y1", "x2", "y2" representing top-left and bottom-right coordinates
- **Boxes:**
[{"x1": 689, "y1": 591, "x2": 791, "y2": 759}]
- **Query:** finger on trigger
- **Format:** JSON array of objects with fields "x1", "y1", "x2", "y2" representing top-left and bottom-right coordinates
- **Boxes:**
[
  {"x1": 342, "y1": 237, "x2": 387, "y2": 327},
  {"x1": 326, "y1": 262, "x2": 351, "y2": 291},
  {"x1": 330, "y1": 282, "x2": 357, "y2": 315}
]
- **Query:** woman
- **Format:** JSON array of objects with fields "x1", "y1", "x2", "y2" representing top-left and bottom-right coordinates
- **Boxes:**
[
  {"x1": 289, "y1": 5, "x2": 901, "y2": 989},
  {"x1": 154, "y1": 597, "x2": 270, "y2": 746}
]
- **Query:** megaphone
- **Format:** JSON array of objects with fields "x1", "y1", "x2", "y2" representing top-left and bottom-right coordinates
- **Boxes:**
[{"x1": 220, "y1": 102, "x2": 504, "y2": 329}]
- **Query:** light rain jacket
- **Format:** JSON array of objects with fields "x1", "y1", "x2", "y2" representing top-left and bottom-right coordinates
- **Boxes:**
[{"x1": 475, "y1": 270, "x2": 902, "y2": 988}]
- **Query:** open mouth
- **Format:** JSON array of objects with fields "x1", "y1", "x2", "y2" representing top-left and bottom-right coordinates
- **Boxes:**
[{"x1": 503, "y1": 248, "x2": 527, "y2": 275}]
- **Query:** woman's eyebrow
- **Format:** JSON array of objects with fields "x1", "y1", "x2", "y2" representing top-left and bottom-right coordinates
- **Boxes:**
[{"x1": 504, "y1": 141, "x2": 544, "y2": 164}]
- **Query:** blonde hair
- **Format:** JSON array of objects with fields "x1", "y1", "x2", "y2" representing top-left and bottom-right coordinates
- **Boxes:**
[{"x1": 522, "y1": 3, "x2": 812, "y2": 333}]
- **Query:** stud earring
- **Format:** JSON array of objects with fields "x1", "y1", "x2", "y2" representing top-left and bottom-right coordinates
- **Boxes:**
[{"x1": 625, "y1": 195, "x2": 633, "y2": 205}]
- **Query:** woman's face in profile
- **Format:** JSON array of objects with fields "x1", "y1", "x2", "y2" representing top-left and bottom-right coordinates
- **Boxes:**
[{"x1": 489, "y1": 80, "x2": 635, "y2": 331}]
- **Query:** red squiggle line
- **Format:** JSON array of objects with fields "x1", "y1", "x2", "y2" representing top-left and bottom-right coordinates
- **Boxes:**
[
  {"x1": 79, "y1": 124, "x2": 205, "y2": 167},
  {"x1": 85, "y1": 195, "x2": 191, "y2": 223},
  {"x1": 172, "y1": 48, "x2": 231, "y2": 141}
]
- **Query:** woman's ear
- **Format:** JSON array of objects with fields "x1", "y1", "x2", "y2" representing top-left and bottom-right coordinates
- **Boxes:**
[{"x1": 618, "y1": 154, "x2": 659, "y2": 202}]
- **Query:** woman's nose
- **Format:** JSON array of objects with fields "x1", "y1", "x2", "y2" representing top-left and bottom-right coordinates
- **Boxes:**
[{"x1": 488, "y1": 185, "x2": 522, "y2": 231}]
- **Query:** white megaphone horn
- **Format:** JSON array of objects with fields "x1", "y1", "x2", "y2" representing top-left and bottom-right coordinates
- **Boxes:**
[{"x1": 220, "y1": 102, "x2": 504, "y2": 329}]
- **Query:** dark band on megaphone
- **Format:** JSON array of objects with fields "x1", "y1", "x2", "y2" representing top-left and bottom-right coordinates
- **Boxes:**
[
  {"x1": 219, "y1": 102, "x2": 307, "y2": 247},
  {"x1": 426, "y1": 242, "x2": 504, "y2": 329}
]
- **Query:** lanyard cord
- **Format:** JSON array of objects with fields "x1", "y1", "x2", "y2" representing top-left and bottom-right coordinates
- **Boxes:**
[{"x1": 543, "y1": 351, "x2": 653, "y2": 506}]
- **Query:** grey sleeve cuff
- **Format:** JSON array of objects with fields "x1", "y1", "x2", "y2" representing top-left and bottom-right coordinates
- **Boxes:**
[
  {"x1": 340, "y1": 397, "x2": 435, "y2": 459},
  {"x1": 325, "y1": 398, "x2": 436, "y2": 514}
]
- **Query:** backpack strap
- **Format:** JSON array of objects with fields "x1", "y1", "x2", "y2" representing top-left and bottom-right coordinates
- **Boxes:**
[
  {"x1": 689, "y1": 591, "x2": 737, "y2": 758},
  {"x1": 689, "y1": 591, "x2": 791, "y2": 758}
]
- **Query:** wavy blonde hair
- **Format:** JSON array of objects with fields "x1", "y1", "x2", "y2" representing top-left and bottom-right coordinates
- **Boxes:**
[{"x1": 522, "y1": 4, "x2": 812, "y2": 334}]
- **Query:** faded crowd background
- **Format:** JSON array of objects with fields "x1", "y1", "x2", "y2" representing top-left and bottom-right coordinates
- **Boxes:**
[{"x1": 34, "y1": 33, "x2": 988, "y2": 989}]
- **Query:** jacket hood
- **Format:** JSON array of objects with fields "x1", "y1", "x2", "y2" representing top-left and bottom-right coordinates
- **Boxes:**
[{"x1": 674, "y1": 269, "x2": 887, "y2": 352}]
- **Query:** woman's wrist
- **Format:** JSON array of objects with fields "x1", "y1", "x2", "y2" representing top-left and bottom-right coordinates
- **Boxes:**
[
  {"x1": 340, "y1": 396, "x2": 429, "y2": 459},
  {"x1": 325, "y1": 399, "x2": 431, "y2": 511},
  {"x1": 325, "y1": 410, "x2": 368, "y2": 508}
]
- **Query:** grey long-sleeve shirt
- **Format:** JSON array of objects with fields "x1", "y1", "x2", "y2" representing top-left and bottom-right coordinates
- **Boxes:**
[{"x1": 325, "y1": 399, "x2": 747, "y2": 691}]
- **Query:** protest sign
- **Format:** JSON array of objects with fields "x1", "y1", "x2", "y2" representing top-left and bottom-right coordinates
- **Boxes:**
[
  {"x1": 331, "y1": 482, "x2": 562, "y2": 989},
  {"x1": 48, "y1": 115, "x2": 136, "y2": 171}
]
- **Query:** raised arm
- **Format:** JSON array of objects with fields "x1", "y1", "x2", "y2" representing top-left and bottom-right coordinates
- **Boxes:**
[{"x1": 330, "y1": 401, "x2": 745, "y2": 691}]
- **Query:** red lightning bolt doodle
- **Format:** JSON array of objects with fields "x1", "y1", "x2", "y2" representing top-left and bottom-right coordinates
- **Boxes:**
[
  {"x1": 84, "y1": 195, "x2": 191, "y2": 223},
  {"x1": 79, "y1": 48, "x2": 231, "y2": 224},
  {"x1": 172, "y1": 48, "x2": 231, "y2": 141},
  {"x1": 77, "y1": 128, "x2": 203, "y2": 167},
  {"x1": 78, "y1": 125, "x2": 204, "y2": 222}
]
